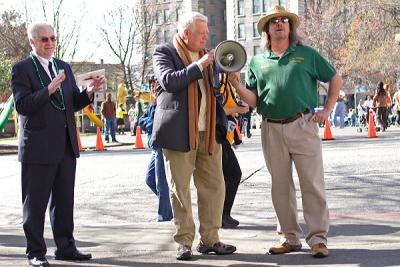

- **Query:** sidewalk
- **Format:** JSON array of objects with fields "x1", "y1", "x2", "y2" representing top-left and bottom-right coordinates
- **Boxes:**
[
  {"x1": 0, "y1": 130, "x2": 148, "y2": 154},
  {"x1": 1, "y1": 127, "x2": 400, "y2": 266}
]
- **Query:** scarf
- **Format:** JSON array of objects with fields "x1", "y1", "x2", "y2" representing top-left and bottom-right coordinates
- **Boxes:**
[{"x1": 173, "y1": 34, "x2": 216, "y2": 155}]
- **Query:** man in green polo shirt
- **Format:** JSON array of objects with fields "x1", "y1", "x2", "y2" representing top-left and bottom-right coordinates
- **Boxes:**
[{"x1": 230, "y1": 5, "x2": 342, "y2": 258}]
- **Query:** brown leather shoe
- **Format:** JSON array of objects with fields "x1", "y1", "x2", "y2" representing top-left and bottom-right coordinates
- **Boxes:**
[
  {"x1": 311, "y1": 243, "x2": 329, "y2": 258},
  {"x1": 196, "y1": 241, "x2": 236, "y2": 255},
  {"x1": 268, "y1": 242, "x2": 302, "y2": 254}
]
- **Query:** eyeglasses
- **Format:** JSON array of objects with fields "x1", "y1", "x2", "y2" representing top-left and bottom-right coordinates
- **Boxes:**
[
  {"x1": 38, "y1": 36, "x2": 57, "y2": 43},
  {"x1": 270, "y1": 17, "x2": 290, "y2": 24}
]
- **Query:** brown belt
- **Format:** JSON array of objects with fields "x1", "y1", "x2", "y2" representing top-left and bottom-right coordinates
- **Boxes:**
[{"x1": 266, "y1": 109, "x2": 310, "y2": 124}]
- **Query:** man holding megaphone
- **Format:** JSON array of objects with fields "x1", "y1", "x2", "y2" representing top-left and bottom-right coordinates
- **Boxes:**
[
  {"x1": 229, "y1": 5, "x2": 343, "y2": 259},
  {"x1": 152, "y1": 11, "x2": 236, "y2": 261}
]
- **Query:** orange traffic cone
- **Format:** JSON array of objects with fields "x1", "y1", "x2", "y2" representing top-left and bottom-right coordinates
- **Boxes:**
[
  {"x1": 95, "y1": 127, "x2": 105, "y2": 151},
  {"x1": 135, "y1": 126, "x2": 144, "y2": 149},
  {"x1": 322, "y1": 119, "x2": 334, "y2": 141},
  {"x1": 368, "y1": 111, "x2": 377, "y2": 138},
  {"x1": 76, "y1": 127, "x2": 85, "y2": 152}
]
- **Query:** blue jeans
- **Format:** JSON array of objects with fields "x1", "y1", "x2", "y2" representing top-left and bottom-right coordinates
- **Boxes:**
[
  {"x1": 333, "y1": 101, "x2": 346, "y2": 128},
  {"x1": 145, "y1": 147, "x2": 173, "y2": 221},
  {"x1": 104, "y1": 118, "x2": 116, "y2": 141}
]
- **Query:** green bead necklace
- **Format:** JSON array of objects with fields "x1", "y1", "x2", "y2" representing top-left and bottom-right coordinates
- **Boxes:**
[{"x1": 30, "y1": 54, "x2": 66, "y2": 111}]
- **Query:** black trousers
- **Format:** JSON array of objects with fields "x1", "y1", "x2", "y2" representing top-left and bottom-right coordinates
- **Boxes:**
[
  {"x1": 22, "y1": 138, "x2": 77, "y2": 259},
  {"x1": 221, "y1": 140, "x2": 242, "y2": 216}
]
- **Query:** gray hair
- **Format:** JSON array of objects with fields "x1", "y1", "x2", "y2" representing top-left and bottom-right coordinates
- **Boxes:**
[
  {"x1": 27, "y1": 22, "x2": 55, "y2": 39},
  {"x1": 177, "y1": 12, "x2": 208, "y2": 37}
]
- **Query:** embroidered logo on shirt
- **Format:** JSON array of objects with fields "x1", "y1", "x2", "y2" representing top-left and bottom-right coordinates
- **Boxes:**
[{"x1": 289, "y1": 57, "x2": 305, "y2": 62}]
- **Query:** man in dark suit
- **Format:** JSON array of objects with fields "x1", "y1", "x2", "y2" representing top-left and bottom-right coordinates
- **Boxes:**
[
  {"x1": 152, "y1": 12, "x2": 236, "y2": 261},
  {"x1": 11, "y1": 22, "x2": 104, "y2": 267}
]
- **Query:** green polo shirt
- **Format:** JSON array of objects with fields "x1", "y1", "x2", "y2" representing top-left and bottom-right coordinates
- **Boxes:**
[{"x1": 246, "y1": 44, "x2": 336, "y2": 119}]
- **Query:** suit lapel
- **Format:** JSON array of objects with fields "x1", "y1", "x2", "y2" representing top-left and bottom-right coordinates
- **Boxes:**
[{"x1": 30, "y1": 55, "x2": 52, "y2": 86}]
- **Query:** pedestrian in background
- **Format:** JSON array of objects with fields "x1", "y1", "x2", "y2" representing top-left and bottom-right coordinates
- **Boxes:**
[
  {"x1": 138, "y1": 76, "x2": 173, "y2": 222},
  {"x1": 152, "y1": 11, "x2": 236, "y2": 260},
  {"x1": 357, "y1": 99, "x2": 367, "y2": 126},
  {"x1": 230, "y1": 5, "x2": 342, "y2": 258},
  {"x1": 219, "y1": 74, "x2": 248, "y2": 229},
  {"x1": 128, "y1": 104, "x2": 136, "y2": 135},
  {"x1": 363, "y1": 95, "x2": 374, "y2": 124},
  {"x1": 393, "y1": 83, "x2": 400, "y2": 126},
  {"x1": 373, "y1": 82, "x2": 388, "y2": 131},
  {"x1": 101, "y1": 93, "x2": 118, "y2": 143},
  {"x1": 116, "y1": 103, "x2": 126, "y2": 134},
  {"x1": 333, "y1": 90, "x2": 346, "y2": 128}
]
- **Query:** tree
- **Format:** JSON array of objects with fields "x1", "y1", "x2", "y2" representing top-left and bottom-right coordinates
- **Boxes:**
[
  {"x1": 137, "y1": 1, "x2": 162, "y2": 85},
  {"x1": 0, "y1": 53, "x2": 12, "y2": 95},
  {"x1": 18, "y1": 0, "x2": 86, "y2": 62},
  {"x1": 0, "y1": 10, "x2": 31, "y2": 61},
  {"x1": 99, "y1": 5, "x2": 141, "y2": 93},
  {"x1": 325, "y1": 0, "x2": 400, "y2": 88}
]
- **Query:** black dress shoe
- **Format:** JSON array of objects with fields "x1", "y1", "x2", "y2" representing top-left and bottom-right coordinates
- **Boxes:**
[
  {"x1": 28, "y1": 257, "x2": 50, "y2": 267},
  {"x1": 222, "y1": 215, "x2": 239, "y2": 228},
  {"x1": 55, "y1": 249, "x2": 92, "y2": 261}
]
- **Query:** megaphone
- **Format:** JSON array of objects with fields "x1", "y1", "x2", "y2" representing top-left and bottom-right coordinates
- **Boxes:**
[{"x1": 214, "y1": 40, "x2": 247, "y2": 73}]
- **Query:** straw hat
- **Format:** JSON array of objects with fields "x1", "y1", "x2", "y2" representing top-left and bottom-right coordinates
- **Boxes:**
[{"x1": 257, "y1": 5, "x2": 300, "y2": 35}]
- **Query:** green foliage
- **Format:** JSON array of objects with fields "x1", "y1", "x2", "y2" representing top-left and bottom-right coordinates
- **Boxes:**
[
  {"x1": 0, "y1": 54, "x2": 12, "y2": 94},
  {"x1": 303, "y1": 0, "x2": 400, "y2": 88}
]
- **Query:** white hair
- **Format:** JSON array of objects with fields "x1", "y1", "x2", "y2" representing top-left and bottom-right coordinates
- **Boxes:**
[
  {"x1": 27, "y1": 22, "x2": 54, "y2": 39},
  {"x1": 177, "y1": 12, "x2": 208, "y2": 37}
]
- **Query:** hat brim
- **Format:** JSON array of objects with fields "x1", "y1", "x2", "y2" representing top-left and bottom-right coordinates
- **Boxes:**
[{"x1": 257, "y1": 12, "x2": 300, "y2": 35}]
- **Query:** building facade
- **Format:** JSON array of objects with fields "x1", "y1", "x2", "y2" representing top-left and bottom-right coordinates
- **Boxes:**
[
  {"x1": 143, "y1": 0, "x2": 227, "y2": 53},
  {"x1": 226, "y1": 0, "x2": 305, "y2": 67},
  {"x1": 140, "y1": 0, "x2": 227, "y2": 78}
]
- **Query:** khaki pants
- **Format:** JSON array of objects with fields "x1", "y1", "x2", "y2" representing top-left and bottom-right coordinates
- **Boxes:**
[
  {"x1": 163, "y1": 132, "x2": 225, "y2": 247},
  {"x1": 261, "y1": 113, "x2": 329, "y2": 247}
]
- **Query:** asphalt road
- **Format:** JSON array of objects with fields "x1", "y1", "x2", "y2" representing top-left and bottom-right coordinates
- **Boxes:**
[{"x1": 1, "y1": 126, "x2": 400, "y2": 266}]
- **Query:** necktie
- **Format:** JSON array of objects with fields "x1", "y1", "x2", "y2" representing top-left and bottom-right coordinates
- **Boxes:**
[
  {"x1": 48, "y1": 61, "x2": 56, "y2": 80},
  {"x1": 48, "y1": 61, "x2": 62, "y2": 103}
]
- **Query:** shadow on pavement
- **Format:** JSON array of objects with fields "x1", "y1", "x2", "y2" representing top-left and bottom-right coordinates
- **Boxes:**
[{"x1": 0, "y1": 234, "x2": 98, "y2": 248}]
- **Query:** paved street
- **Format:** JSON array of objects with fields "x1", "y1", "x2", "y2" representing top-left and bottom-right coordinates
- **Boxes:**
[{"x1": 1, "y1": 126, "x2": 400, "y2": 266}]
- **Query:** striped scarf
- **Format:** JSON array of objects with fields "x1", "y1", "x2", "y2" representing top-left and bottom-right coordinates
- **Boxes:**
[{"x1": 173, "y1": 34, "x2": 216, "y2": 155}]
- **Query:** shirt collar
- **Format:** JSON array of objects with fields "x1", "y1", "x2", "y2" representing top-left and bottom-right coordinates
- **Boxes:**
[
  {"x1": 265, "y1": 44, "x2": 296, "y2": 59},
  {"x1": 32, "y1": 51, "x2": 54, "y2": 66}
]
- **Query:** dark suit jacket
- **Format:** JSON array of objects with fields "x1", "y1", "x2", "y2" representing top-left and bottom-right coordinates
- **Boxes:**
[
  {"x1": 11, "y1": 56, "x2": 92, "y2": 164},
  {"x1": 152, "y1": 42, "x2": 203, "y2": 152}
]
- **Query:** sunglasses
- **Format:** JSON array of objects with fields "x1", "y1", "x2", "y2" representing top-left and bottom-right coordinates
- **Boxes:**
[
  {"x1": 38, "y1": 36, "x2": 57, "y2": 43},
  {"x1": 270, "y1": 17, "x2": 290, "y2": 24}
]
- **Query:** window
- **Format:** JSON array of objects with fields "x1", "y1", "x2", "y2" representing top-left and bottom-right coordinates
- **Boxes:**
[
  {"x1": 253, "y1": 0, "x2": 261, "y2": 14},
  {"x1": 253, "y1": 22, "x2": 260, "y2": 38},
  {"x1": 254, "y1": 46, "x2": 261, "y2": 55},
  {"x1": 210, "y1": 15, "x2": 216, "y2": 26},
  {"x1": 198, "y1": 7, "x2": 205, "y2": 14},
  {"x1": 176, "y1": 7, "x2": 183, "y2": 21},
  {"x1": 238, "y1": 23, "x2": 245, "y2": 39},
  {"x1": 164, "y1": 9, "x2": 170, "y2": 24},
  {"x1": 156, "y1": 11, "x2": 163, "y2": 24},
  {"x1": 210, "y1": 35, "x2": 217, "y2": 47},
  {"x1": 263, "y1": 0, "x2": 270, "y2": 12},
  {"x1": 237, "y1": 0, "x2": 244, "y2": 16}
]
